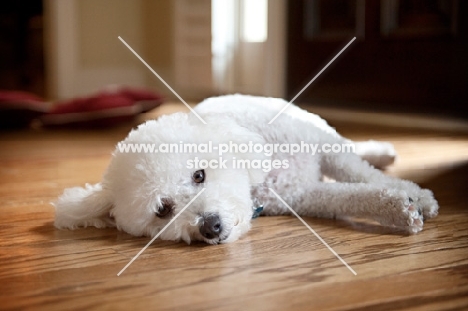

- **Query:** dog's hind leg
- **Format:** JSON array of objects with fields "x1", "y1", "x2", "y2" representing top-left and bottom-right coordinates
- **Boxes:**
[
  {"x1": 352, "y1": 140, "x2": 397, "y2": 169},
  {"x1": 280, "y1": 105, "x2": 397, "y2": 168},
  {"x1": 321, "y1": 152, "x2": 393, "y2": 183}
]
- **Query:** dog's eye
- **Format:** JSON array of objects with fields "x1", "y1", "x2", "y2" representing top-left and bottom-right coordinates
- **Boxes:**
[
  {"x1": 192, "y1": 169, "x2": 205, "y2": 183},
  {"x1": 156, "y1": 198, "x2": 174, "y2": 218}
]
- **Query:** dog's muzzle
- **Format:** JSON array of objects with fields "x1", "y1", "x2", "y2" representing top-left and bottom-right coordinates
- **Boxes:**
[{"x1": 200, "y1": 214, "x2": 222, "y2": 239}]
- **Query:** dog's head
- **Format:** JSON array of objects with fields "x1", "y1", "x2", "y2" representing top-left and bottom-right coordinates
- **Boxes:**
[{"x1": 54, "y1": 112, "x2": 269, "y2": 244}]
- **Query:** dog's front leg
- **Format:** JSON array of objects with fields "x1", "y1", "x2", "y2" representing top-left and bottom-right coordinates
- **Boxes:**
[
  {"x1": 320, "y1": 153, "x2": 438, "y2": 220},
  {"x1": 258, "y1": 182, "x2": 424, "y2": 233},
  {"x1": 308, "y1": 183, "x2": 423, "y2": 233}
]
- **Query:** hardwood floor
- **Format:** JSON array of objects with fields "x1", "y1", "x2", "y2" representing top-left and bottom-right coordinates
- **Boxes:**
[{"x1": 1, "y1": 103, "x2": 468, "y2": 310}]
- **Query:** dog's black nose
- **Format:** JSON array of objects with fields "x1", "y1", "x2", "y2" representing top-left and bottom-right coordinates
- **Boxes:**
[{"x1": 200, "y1": 214, "x2": 222, "y2": 239}]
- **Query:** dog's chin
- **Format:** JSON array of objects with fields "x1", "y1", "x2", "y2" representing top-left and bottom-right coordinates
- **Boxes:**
[
  {"x1": 202, "y1": 228, "x2": 232, "y2": 245},
  {"x1": 203, "y1": 237, "x2": 223, "y2": 245},
  {"x1": 203, "y1": 223, "x2": 250, "y2": 245}
]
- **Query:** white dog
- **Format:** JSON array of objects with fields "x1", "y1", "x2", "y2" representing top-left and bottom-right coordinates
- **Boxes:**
[{"x1": 54, "y1": 95, "x2": 438, "y2": 244}]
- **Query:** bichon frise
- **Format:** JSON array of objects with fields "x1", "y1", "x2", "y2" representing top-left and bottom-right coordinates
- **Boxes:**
[{"x1": 54, "y1": 95, "x2": 438, "y2": 244}]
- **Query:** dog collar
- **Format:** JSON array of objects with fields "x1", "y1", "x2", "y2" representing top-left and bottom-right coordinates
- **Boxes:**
[{"x1": 252, "y1": 199, "x2": 264, "y2": 219}]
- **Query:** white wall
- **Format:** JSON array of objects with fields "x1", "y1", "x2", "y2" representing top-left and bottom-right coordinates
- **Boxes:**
[
  {"x1": 44, "y1": 0, "x2": 286, "y2": 101},
  {"x1": 44, "y1": 0, "x2": 159, "y2": 100}
]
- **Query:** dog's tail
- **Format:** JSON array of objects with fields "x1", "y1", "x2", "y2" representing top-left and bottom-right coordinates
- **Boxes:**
[{"x1": 53, "y1": 183, "x2": 115, "y2": 229}]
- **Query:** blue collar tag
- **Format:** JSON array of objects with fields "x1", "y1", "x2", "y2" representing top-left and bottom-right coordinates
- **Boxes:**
[{"x1": 252, "y1": 205, "x2": 264, "y2": 219}]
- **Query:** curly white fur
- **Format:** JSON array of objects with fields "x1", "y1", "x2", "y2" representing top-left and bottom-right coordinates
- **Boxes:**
[{"x1": 54, "y1": 95, "x2": 439, "y2": 244}]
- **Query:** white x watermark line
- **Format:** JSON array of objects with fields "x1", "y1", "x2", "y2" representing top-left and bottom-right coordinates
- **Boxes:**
[
  {"x1": 117, "y1": 188, "x2": 206, "y2": 276},
  {"x1": 268, "y1": 37, "x2": 356, "y2": 124},
  {"x1": 268, "y1": 188, "x2": 357, "y2": 275},
  {"x1": 118, "y1": 36, "x2": 207, "y2": 125}
]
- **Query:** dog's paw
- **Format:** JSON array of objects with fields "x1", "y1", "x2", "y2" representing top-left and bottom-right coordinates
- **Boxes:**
[
  {"x1": 385, "y1": 181, "x2": 439, "y2": 221},
  {"x1": 406, "y1": 198, "x2": 424, "y2": 233},
  {"x1": 417, "y1": 189, "x2": 439, "y2": 219},
  {"x1": 404, "y1": 189, "x2": 439, "y2": 220},
  {"x1": 377, "y1": 190, "x2": 424, "y2": 234}
]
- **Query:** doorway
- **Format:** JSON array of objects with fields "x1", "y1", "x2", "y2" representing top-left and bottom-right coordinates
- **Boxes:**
[
  {"x1": 287, "y1": 0, "x2": 468, "y2": 118},
  {"x1": 0, "y1": 0, "x2": 45, "y2": 97}
]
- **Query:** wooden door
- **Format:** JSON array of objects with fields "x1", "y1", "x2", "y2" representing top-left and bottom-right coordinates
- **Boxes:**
[
  {"x1": 0, "y1": 0, "x2": 44, "y2": 97},
  {"x1": 287, "y1": 0, "x2": 468, "y2": 118}
]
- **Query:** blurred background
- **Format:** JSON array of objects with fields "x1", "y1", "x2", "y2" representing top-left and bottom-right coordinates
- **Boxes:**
[{"x1": 1, "y1": 0, "x2": 467, "y2": 118}]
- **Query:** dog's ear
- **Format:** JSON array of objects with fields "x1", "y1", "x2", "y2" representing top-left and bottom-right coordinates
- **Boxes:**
[{"x1": 54, "y1": 183, "x2": 115, "y2": 229}]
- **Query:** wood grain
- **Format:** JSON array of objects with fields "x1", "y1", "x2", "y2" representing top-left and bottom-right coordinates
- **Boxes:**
[{"x1": 1, "y1": 103, "x2": 468, "y2": 310}]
